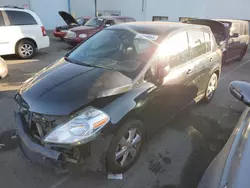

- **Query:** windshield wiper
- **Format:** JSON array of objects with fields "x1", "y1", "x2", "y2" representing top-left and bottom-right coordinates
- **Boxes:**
[{"x1": 64, "y1": 56, "x2": 107, "y2": 69}]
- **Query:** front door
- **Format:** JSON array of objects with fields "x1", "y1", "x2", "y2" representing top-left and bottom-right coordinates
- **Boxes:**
[{"x1": 140, "y1": 31, "x2": 198, "y2": 134}]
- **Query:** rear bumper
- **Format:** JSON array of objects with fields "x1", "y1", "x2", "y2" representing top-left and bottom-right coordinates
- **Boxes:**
[
  {"x1": 53, "y1": 30, "x2": 67, "y2": 38},
  {"x1": 0, "y1": 66, "x2": 8, "y2": 79},
  {"x1": 64, "y1": 37, "x2": 84, "y2": 46},
  {"x1": 37, "y1": 36, "x2": 50, "y2": 50}
]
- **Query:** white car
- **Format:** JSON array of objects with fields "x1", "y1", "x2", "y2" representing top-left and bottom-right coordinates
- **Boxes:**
[
  {"x1": 0, "y1": 56, "x2": 7, "y2": 79},
  {"x1": 0, "y1": 6, "x2": 50, "y2": 59}
]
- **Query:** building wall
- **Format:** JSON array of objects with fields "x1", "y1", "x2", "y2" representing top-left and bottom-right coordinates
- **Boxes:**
[
  {"x1": 70, "y1": 0, "x2": 95, "y2": 18},
  {"x1": 0, "y1": 0, "x2": 29, "y2": 8}
]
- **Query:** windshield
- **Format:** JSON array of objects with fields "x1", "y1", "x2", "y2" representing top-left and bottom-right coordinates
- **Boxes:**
[
  {"x1": 68, "y1": 29, "x2": 159, "y2": 79},
  {"x1": 85, "y1": 17, "x2": 104, "y2": 27},
  {"x1": 77, "y1": 18, "x2": 86, "y2": 25}
]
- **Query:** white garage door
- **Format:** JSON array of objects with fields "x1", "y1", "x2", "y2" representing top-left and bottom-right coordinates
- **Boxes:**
[{"x1": 30, "y1": 0, "x2": 68, "y2": 29}]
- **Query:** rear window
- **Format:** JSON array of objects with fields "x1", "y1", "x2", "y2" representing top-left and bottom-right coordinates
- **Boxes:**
[
  {"x1": 0, "y1": 12, "x2": 4, "y2": 26},
  {"x1": 6, "y1": 10, "x2": 37, "y2": 25},
  {"x1": 188, "y1": 30, "x2": 207, "y2": 58}
]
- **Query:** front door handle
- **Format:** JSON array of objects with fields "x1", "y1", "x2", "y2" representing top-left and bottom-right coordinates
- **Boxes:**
[
  {"x1": 187, "y1": 68, "x2": 193, "y2": 74},
  {"x1": 209, "y1": 58, "x2": 213, "y2": 62}
]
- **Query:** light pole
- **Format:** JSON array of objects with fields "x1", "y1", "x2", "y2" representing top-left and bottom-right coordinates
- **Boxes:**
[{"x1": 94, "y1": 0, "x2": 97, "y2": 17}]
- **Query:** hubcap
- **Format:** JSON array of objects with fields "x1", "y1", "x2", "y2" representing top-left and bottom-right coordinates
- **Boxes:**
[
  {"x1": 115, "y1": 128, "x2": 141, "y2": 167},
  {"x1": 20, "y1": 44, "x2": 33, "y2": 57},
  {"x1": 206, "y1": 74, "x2": 217, "y2": 99}
]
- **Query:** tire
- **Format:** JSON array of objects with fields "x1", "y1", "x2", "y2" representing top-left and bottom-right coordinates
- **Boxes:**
[
  {"x1": 203, "y1": 73, "x2": 218, "y2": 103},
  {"x1": 16, "y1": 40, "x2": 36, "y2": 59},
  {"x1": 237, "y1": 45, "x2": 248, "y2": 61},
  {"x1": 106, "y1": 119, "x2": 145, "y2": 173}
]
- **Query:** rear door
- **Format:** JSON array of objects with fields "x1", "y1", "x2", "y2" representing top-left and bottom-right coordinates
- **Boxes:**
[
  {"x1": 187, "y1": 29, "x2": 208, "y2": 98},
  {"x1": 228, "y1": 22, "x2": 241, "y2": 59}
]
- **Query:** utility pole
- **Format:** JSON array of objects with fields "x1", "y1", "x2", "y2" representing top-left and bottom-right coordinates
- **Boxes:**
[{"x1": 95, "y1": 0, "x2": 97, "y2": 17}]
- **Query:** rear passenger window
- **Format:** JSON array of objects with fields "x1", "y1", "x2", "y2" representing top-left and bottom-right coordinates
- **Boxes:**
[
  {"x1": 0, "y1": 12, "x2": 4, "y2": 26},
  {"x1": 204, "y1": 32, "x2": 211, "y2": 52},
  {"x1": 6, "y1": 10, "x2": 37, "y2": 25},
  {"x1": 188, "y1": 30, "x2": 206, "y2": 58},
  {"x1": 161, "y1": 32, "x2": 189, "y2": 67}
]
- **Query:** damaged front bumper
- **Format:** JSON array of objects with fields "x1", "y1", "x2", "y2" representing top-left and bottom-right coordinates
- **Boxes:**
[
  {"x1": 15, "y1": 111, "x2": 63, "y2": 168},
  {"x1": 15, "y1": 111, "x2": 112, "y2": 171}
]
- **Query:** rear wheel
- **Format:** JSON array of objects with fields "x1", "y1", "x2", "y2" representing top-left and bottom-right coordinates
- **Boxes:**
[
  {"x1": 16, "y1": 40, "x2": 36, "y2": 59},
  {"x1": 107, "y1": 119, "x2": 145, "y2": 173},
  {"x1": 203, "y1": 73, "x2": 218, "y2": 102}
]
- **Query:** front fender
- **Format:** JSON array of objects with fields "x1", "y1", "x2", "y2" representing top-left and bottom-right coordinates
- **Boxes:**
[{"x1": 102, "y1": 82, "x2": 154, "y2": 125}]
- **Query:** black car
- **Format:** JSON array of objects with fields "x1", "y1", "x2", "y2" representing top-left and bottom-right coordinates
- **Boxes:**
[
  {"x1": 15, "y1": 22, "x2": 222, "y2": 173},
  {"x1": 183, "y1": 19, "x2": 249, "y2": 64}
]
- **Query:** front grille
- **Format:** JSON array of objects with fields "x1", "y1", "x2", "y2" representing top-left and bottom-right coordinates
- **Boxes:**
[{"x1": 18, "y1": 108, "x2": 68, "y2": 143}]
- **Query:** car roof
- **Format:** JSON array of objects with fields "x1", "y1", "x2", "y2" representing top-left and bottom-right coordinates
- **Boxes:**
[
  {"x1": 99, "y1": 16, "x2": 135, "y2": 20},
  {"x1": 108, "y1": 21, "x2": 209, "y2": 35},
  {"x1": 215, "y1": 19, "x2": 249, "y2": 24}
]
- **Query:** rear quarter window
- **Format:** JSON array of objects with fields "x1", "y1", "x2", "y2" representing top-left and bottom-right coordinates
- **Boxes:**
[{"x1": 6, "y1": 10, "x2": 37, "y2": 26}]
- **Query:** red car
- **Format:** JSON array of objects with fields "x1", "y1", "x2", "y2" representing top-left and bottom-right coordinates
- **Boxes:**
[
  {"x1": 64, "y1": 16, "x2": 136, "y2": 46},
  {"x1": 53, "y1": 11, "x2": 91, "y2": 40}
]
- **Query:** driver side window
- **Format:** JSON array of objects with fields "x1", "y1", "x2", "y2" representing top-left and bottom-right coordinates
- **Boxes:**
[{"x1": 105, "y1": 19, "x2": 115, "y2": 26}]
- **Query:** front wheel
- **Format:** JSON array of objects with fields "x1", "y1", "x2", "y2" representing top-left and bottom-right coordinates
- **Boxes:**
[
  {"x1": 106, "y1": 119, "x2": 145, "y2": 173},
  {"x1": 203, "y1": 73, "x2": 218, "y2": 102}
]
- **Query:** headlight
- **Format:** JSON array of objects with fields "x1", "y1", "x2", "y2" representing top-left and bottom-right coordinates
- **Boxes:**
[
  {"x1": 44, "y1": 107, "x2": 110, "y2": 144},
  {"x1": 79, "y1": 33, "x2": 88, "y2": 38},
  {"x1": 66, "y1": 30, "x2": 76, "y2": 38}
]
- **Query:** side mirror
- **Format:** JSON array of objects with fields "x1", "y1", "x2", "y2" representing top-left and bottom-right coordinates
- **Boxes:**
[
  {"x1": 229, "y1": 81, "x2": 250, "y2": 107},
  {"x1": 230, "y1": 33, "x2": 239, "y2": 38},
  {"x1": 152, "y1": 58, "x2": 170, "y2": 86}
]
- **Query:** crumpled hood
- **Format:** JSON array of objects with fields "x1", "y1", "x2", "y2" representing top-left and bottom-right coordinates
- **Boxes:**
[{"x1": 17, "y1": 58, "x2": 132, "y2": 115}]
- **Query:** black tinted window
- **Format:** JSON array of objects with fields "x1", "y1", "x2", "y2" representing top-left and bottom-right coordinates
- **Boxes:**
[
  {"x1": 188, "y1": 30, "x2": 206, "y2": 58},
  {"x1": 159, "y1": 32, "x2": 189, "y2": 67},
  {"x1": 6, "y1": 10, "x2": 37, "y2": 25},
  {"x1": 0, "y1": 12, "x2": 4, "y2": 26},
  {"x1": 204, "y1": 32, "x2": 211, "y2": 52}
]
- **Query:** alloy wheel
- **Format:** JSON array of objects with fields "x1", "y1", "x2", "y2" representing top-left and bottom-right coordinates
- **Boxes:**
[
  {"x1": 115, "y1": 128, "x2": 142, "y2": 167},
  {"x1": 20, "y1": 44, "x2": 34, "y2": 58},
  {"x1": 206, "y1": 74, "x2": 218, "y2": 100}
]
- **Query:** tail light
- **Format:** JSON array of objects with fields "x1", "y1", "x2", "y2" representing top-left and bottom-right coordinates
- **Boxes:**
[{"x1": 41, "y1": 26, "x2": 47, "y2": 36}]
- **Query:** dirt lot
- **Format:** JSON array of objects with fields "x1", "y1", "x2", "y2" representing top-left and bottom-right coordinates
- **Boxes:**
[{"x1": 0, "y1": 34, "x2": 249, "y2": 188}]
